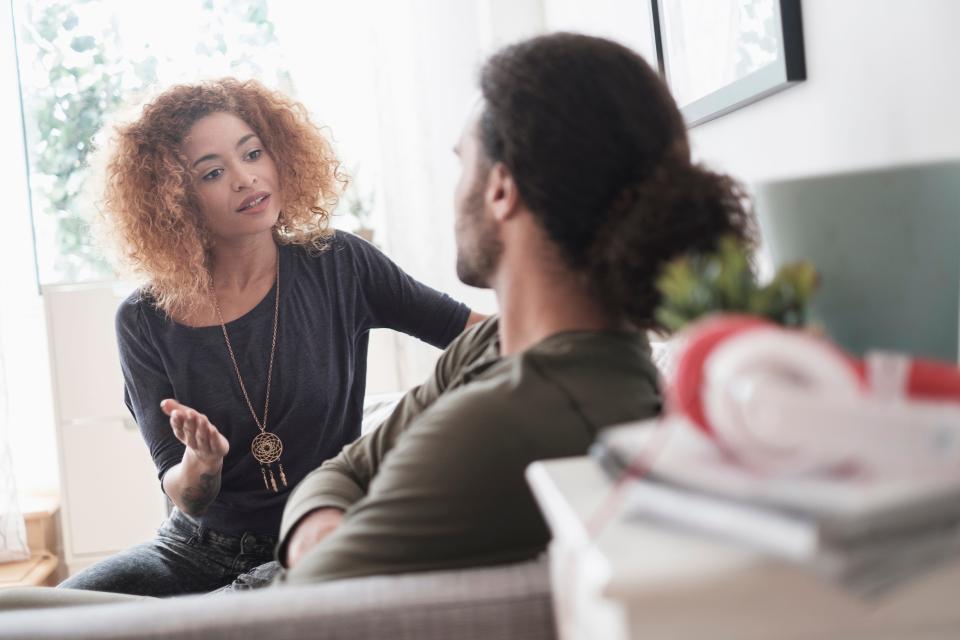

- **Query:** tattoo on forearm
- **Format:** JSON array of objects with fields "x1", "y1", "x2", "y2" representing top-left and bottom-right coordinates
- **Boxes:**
[{"x1": 181, "y1": 472, "x2": 220, "y2": 515}]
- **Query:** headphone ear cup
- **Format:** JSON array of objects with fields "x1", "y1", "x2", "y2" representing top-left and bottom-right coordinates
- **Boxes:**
[
  {"x1": 669, "y1": 315, "x2": 772, "y2": 436},
  {"x1": 702, "y1": 328, "x2": 864, "y2": 472}
]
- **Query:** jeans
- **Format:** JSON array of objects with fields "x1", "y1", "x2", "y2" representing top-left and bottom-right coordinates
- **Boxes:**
[{"x1": 58, "y1": 508, "x2": 282, "y2": 597}]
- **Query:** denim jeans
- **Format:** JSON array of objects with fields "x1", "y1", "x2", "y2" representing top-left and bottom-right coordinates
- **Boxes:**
[{"x1": 58, "y1": 508, "x2": 282, "y2": 597}]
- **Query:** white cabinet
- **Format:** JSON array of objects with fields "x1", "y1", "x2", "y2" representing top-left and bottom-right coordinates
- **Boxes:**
[{"x1": 43, "y1": 282, "x2": 168, "y2": 575}]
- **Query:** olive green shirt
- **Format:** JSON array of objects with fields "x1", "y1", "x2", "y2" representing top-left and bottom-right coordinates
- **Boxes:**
[{"x1": 276, "y1": 315, "x2": 660, "y2": 584}]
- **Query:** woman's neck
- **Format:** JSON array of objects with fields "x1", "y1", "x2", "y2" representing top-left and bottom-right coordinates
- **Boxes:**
[{"x1": 209, "y1": 233, "x2": 279, "y2": 295}]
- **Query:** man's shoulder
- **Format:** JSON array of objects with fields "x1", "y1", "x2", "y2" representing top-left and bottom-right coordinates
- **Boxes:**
[
  {"x1": 415, "y1": 373, "x2": 523, "y2": 438},
  {"x1": 407, "y1": 360, "x2": 592, "y2": 467},
  {"x1": 434, "y1": 314, "x2": 499, "y2": 373},
  {"x1": 433, "y1": 327, "x2": 661, "y2": 435}
]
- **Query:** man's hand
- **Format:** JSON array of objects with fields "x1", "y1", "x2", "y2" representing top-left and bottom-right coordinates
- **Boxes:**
[
  {"x1": 161, "y1": 398, "x2": 230, "y2": 463},
  {"x1": 285, "y1": 508, "x2": 345, "y2": 568}
]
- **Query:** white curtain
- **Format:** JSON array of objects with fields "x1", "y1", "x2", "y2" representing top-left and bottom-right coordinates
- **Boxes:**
[
  {"x1": 0, "y1": 0, "x2": 32, "y2": 564},
  {"x1": 0, "y1": 304, "x2": 29, "y2": 563}
]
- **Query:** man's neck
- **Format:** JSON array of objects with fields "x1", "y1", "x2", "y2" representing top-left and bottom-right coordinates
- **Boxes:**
[{"x1": 492, "y1": 237, "x2": 620, "y2": 357}]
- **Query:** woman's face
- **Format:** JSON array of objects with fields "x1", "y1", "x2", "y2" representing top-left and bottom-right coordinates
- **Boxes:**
[{"x1": 181, "y1": 111, "x2": 282, "y2": 243}]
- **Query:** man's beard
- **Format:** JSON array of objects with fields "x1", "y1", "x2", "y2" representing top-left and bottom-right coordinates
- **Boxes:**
[{"x1": 455, "y1": 183, "x2": 502, "y2": 288}]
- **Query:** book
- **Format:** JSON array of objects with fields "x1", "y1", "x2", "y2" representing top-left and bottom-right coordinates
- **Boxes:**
[
  {"x1": 597, "y1": 417, "x2": 960, "y2": 539},
  {"x1": 593, "y1": 417, "x2": 960, "y2": 594}
]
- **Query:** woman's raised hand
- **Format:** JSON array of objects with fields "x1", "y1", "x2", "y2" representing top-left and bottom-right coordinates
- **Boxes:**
[{"x1": 160, "y1": 399, "x2": 230, "y2": 463}]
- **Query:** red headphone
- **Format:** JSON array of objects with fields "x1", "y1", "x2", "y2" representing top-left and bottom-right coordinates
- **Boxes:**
[{"x1": 668, "y1": 315, "x2": 960, "y2": 474}]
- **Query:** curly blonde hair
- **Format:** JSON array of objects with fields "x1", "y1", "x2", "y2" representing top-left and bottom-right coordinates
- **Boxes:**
[{"x1": 101, "y1": 78, "x2": 344, "y2": 319}]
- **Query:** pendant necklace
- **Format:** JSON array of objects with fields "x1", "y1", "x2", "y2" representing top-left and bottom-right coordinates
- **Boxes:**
[{"x1": 212, "y1": 252, "x2": 287, "y2": 492}]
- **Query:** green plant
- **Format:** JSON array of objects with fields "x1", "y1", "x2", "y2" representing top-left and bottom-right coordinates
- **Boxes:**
[{"x1": 655, "y1": 235, "x2": 819, "y2": 331}]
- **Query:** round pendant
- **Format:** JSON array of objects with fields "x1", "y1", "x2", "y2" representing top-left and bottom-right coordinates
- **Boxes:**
[{"x1": 251, "y1": 432, "x2": 283, "y2": 464}]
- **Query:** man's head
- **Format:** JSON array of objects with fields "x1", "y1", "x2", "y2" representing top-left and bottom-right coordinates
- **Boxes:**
[
  {"x1": 452, "y1": 33, "x2": 752, "y2": 328},
  {"x1": 453, "y1": 107, "x2": 503, "y2": 288}
]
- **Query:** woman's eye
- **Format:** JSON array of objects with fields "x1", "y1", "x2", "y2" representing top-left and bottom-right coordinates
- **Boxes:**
[
  {"x1": 202, "y1": 168, "x2": 223, "y2": 181},
  {"x1": 246, "y1": 149, "x2": 262, "y2": 161}
]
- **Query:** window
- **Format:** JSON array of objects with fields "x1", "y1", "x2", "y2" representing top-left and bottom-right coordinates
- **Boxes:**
[{"x1": 13, "y1": 0, "x2": 293, "y2": 284}]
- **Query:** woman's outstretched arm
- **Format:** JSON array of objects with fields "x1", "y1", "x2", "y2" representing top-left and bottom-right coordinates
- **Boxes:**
[{"x1": 158, "y1": 399, "x2": 230, "y2": 516}]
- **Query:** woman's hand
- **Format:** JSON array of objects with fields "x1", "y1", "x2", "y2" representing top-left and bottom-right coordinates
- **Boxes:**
[{"x1": 160, "y1": 399, "x2": 230, "y2": 464}]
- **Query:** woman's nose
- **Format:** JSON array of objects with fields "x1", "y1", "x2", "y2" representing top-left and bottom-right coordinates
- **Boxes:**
[{"x1": 233, "y1": 172, "x2": 257, "y2": 190}]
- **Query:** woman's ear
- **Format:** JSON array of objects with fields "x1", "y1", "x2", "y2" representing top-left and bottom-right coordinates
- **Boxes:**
[{"x1": 485, "y1": 162, "x2": 520, "y2": 222}]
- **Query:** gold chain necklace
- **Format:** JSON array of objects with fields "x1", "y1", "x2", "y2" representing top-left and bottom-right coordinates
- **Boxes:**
[{"x1": 212, "y1": 252, "x2": 287, "y2": 492}]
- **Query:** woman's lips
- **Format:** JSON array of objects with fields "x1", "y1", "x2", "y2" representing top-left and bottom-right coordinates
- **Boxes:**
[{"x1": 237, "y1": 192, "x2": 270, "y2": 214}]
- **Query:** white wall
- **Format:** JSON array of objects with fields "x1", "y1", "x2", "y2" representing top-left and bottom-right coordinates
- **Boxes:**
[
  {"x1": 478, "y1": 0, "x2": 547, "y2": 51},
  {"x1": 543, "y1": 0, "x2": 960, "y2": 183},
  {"x1": 0, "y1": 0, "x2": 59, "y2": 499},
  {"x1": 543, "y1": 0, "x2": 657, "y2": 62},
  {"x1": 690, "y1": 0, "x2": 960, "y2": 182}
]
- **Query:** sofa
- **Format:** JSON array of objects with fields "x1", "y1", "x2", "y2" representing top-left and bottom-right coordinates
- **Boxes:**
[
  {"x1": 0, "y1": 393, "x2": 558, "y2": 639},
  {"x1": 0, "y1": 556, "x2": 555, "y2": 639}
]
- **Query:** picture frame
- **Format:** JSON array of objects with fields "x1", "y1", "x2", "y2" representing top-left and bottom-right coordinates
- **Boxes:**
[{"x1": 650, "y1": 0, "x2": 806, "y2": 127}]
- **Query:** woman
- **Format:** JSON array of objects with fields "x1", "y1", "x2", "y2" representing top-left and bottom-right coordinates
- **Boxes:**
[{"x1": 60, "y1": 78, "x2": 479, "y2": 596}]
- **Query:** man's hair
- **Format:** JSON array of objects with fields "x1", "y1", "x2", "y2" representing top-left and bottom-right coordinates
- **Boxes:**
[
  {"x1": 101, "y1": 78, "x2": 344, "y2": 319},
  {"x1": 479, "y1": 33, "x2": 753, "y2": 329}
]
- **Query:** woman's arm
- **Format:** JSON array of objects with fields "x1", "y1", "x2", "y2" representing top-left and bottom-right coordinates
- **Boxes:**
[
  {"x1": 118, "y1": 299, "x2": 206, "y2": 509},
  {"x1": 158, "y1": 399, "x2": 230, "y2": 516},
  {"x1": 465, "y1": 310, "x2": 487, "y2": 329},
  {"x1": 344, "y1": 232, "x2": 478, "y2": 348}
]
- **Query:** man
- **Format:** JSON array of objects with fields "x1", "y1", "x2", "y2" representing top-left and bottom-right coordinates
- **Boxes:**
[{"x1": 276, "y1": 32, "x2": 750, "y2": 583}]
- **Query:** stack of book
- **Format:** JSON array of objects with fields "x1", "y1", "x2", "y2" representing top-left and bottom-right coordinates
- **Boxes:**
[{"x1": 593, "y1": 417, "x2": 960, "y2": 596}]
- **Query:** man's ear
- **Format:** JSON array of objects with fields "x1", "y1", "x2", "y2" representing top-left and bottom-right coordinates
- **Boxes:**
[{"x1": 484, "y1": 162, "x2": 520, "y2": 222}]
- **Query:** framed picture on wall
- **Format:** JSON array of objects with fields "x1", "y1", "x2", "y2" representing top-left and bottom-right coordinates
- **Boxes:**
[{"x1": 650, "y1": 0, "x2": 806, "y2": 127}]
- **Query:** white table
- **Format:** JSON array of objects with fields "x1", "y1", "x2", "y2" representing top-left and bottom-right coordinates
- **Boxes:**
[{"x1": 526, "y1": 456, "x2": 960, "y2": 640}]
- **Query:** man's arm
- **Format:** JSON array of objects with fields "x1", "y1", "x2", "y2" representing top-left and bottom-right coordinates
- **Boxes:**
[
  {"x1": 283, "y1": 508, "x2": 344, "y2": 567},
  {"x1": 276, "y1": 384, "x2": 557, "y2": 584},
  {"x1": 277, "y1": 387, "x2": 435, "y2": 565},
  {"x1": 277, "y1": 316, "x2": 501, "y2": 566}
]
